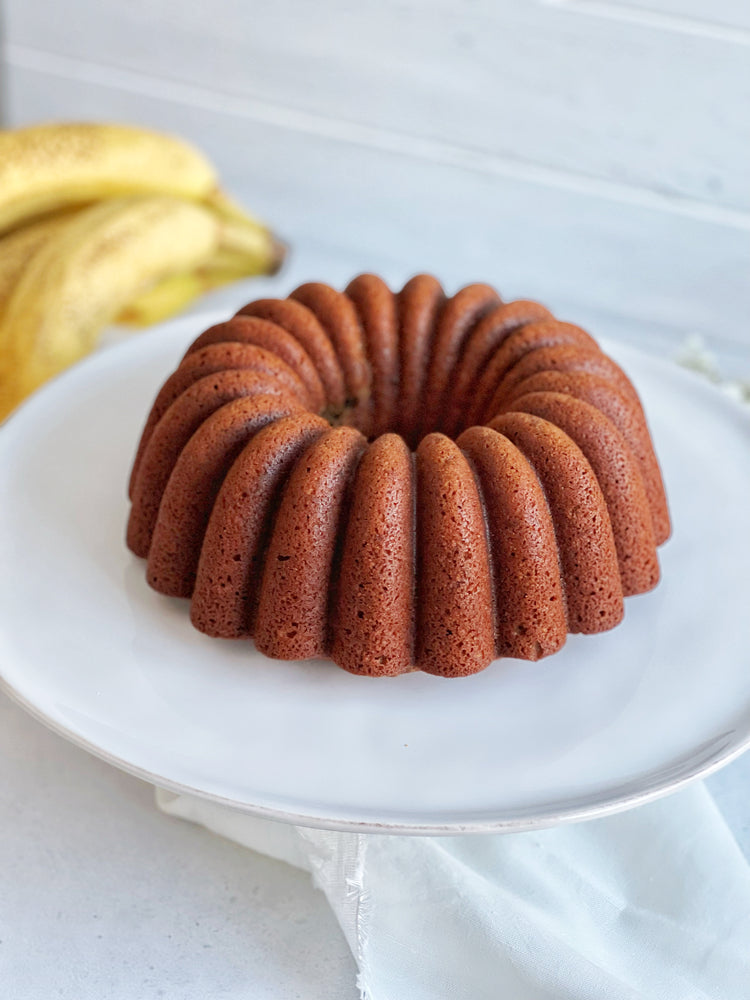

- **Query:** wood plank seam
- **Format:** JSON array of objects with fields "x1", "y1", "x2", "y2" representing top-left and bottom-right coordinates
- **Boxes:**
[
  {"x1": 7, "y1": 43, "x2": 750, "y2": 233},
  {"x1": 542, "y1": 0, "x2": 750, "y2": 45}
]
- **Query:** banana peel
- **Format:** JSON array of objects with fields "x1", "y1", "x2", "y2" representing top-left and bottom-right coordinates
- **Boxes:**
[
  {"x1": 0, "y1": 122, "x2": 218, "y2": 235},
  {"x1": 0, "y1": 209, "x2": 82, "y2": 323},
  {"x1": 117, "y1": 258, "x2": 255, "y2": 327},
  {"x1": 0, "y1": 123, "x2": 288, "y2": 420},
  {"x1": 0, "y1": 196, "x2": 221, "y2": 418}
]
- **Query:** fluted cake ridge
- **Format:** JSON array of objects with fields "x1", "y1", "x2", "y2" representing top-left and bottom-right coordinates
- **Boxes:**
[{"x1": 127, "y1": 274, "x2": 670, "y2": 677}]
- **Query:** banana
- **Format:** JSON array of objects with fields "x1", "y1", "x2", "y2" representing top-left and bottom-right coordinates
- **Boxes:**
[
  {"x1": 116, "y1": 261, "x2": 249, "y2": 327},
  {"x1": 0, "y1": 202, "x2": 272, "y2": 329},
  {"x1": 0, "y1": 122, "x2": 288, "y2": 417},
  {"x1": 0, "y1": 196, "x2": 221, "y2": 419},
  {"x1": 117, "y1": 225, "x2": 287, "y2": 327},
  {"x1": 0, "y1": 123, "x2": 218, "y2": 235},
  {"x1": 0, "y1": 210, "x2": 82, "y2": 323}
]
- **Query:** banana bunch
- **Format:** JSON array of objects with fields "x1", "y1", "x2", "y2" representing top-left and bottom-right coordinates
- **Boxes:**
[{"x1": 0, "y1": 122, "x2": 286, "y2": 420}]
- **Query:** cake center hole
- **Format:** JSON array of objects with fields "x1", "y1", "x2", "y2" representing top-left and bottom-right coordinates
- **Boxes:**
[{"x1": 323, "y1": 392, "x2": 473, "y2": 447}]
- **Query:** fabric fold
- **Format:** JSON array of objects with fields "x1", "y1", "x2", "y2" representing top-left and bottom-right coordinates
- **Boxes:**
[{"x1": 156, "y1": 782, "x2": 750, "y2": 1000}]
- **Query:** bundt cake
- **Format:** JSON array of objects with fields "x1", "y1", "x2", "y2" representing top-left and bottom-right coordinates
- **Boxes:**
[{"x1": 126, "y1": 274, "x2": 670, "y2": 678}]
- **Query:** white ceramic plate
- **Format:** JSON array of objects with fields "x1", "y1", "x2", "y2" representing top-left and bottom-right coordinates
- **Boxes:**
[{"x1": 1, "y1": 315, "x2": 749, "y2": 834}]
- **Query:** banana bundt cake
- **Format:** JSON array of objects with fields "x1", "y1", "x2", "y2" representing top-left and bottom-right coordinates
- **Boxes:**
[{"x1": 126, "y1": 274, "x2": 670, "y2": 677}]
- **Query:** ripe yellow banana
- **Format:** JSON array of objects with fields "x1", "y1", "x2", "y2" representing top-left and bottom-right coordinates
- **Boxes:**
[
  {"x1": 116, "y1": 270, "x2": 231, "y2": 327},
  {"x1": 117, "y1": 249, "x2": 268, "y2": 327},
  {"x1": 0, "y1": 196, "x2": 221, "y2": 419},
  {"x1": 0, "y1": 210, "x2": 82, "y2": 323},
  {"x1": 0, "y1": 122, "x2": 218, "y2": 235},
  {"x1": 114, "y1": 207, "x2": 287, "y2": 326}
]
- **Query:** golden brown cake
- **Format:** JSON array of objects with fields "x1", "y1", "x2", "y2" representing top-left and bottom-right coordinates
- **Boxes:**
[{"x1": 126, "y1": 275, "x2": 670, "y2": 677}]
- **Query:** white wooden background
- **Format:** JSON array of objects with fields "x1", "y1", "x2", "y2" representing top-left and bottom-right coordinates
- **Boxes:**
[{"x1": 3, "y1": 0, "x2": 749, "y2": 374}]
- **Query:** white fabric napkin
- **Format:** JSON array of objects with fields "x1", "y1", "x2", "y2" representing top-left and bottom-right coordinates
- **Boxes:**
[{"x1": 156, "y1": 782, "x2": 750, "y2": 1000}]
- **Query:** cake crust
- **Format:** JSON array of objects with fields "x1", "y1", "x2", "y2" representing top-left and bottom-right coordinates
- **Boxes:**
[{"x1": 126, "y1": 275, "x2": 670, "y2": 677}]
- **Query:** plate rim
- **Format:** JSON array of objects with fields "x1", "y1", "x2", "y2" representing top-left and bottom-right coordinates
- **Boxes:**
[
  {"x1": 3, "y1": 668, "x2": 750, "y2": 835},
  {"x1": 2, "y1": 315, "x2": 750, "y2": 835}
]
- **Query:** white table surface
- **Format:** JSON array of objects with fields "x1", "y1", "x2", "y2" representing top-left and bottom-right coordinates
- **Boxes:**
[{"x1": 0, "y1": 689, "x2": 359, "y2": 999}]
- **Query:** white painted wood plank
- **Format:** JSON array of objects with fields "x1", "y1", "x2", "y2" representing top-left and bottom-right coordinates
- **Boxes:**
[
  {"x1": 7, "y1": 64, "x2": 750, "y2": 372},
  {"x1": 5, "y1": 0, "x2": 750, "y2": 210},
  {"x1": 594, "y1": 0, "x2": 750, "y2": 32},
  {"x1": 8, "y1": 44, "x2": 746, "y2": 232}
]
